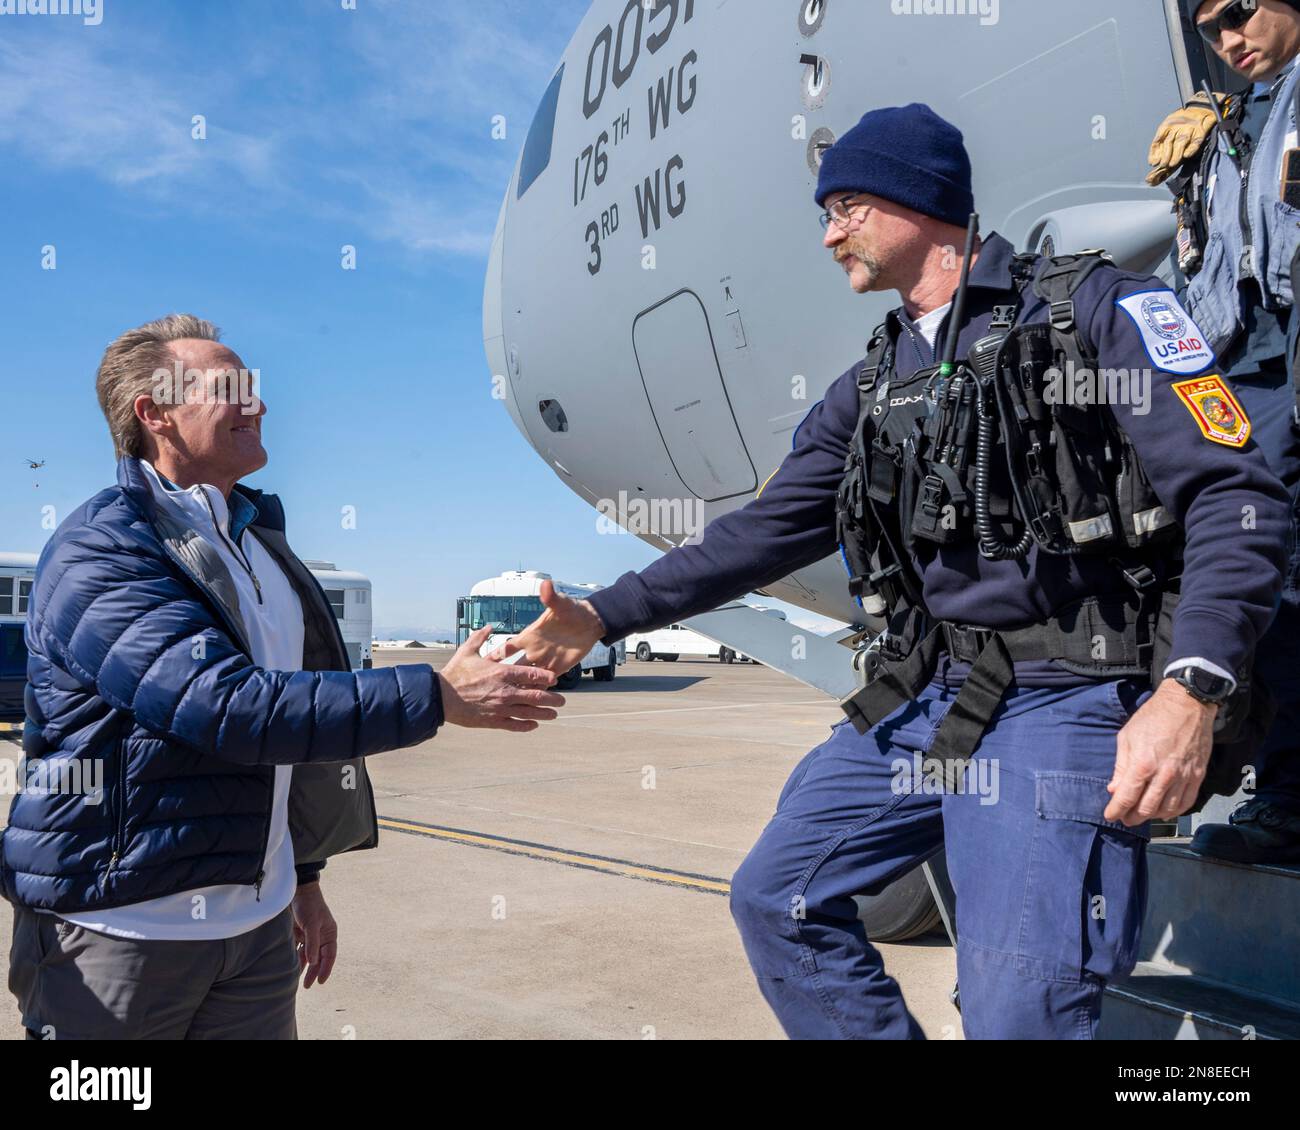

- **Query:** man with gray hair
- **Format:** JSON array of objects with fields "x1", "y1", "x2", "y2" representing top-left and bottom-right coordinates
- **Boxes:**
[{"x1": 2, "y1": 315, "x2": 564, "y2": 1039}]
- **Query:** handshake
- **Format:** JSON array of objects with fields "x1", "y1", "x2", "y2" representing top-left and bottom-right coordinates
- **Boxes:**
[{"x1": 437, "y1": 580, "x2": 609, "y2": 731}]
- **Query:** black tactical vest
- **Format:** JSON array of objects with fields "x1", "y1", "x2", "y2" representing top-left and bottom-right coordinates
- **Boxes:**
[
  {"x1": 833, "y1": 252, "x2": 1268, "y2": 813},
  {"x1": 836, "y1": 251, "x2": 1178, "y2": 621}
]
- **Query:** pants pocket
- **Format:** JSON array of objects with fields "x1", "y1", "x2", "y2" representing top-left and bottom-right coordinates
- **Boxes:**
[
  {"x1": 1018, "y1": 772, "x2": 1149, "y2": 984},
  {"x1": 7, "y1": 910, "x2": 58, "y2": 1035}
]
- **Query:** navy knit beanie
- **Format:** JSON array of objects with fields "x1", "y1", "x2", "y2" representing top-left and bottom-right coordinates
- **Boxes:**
[{"x1": 815, "y1": 103, "x2": 974, "y2": 228}]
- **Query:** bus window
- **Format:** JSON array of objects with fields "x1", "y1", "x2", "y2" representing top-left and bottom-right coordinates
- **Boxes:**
[
  {"x1": 468, "y1": 596, "x2": 545, "y2": 634},
  {"x1": 324, "y1": 589, "x2": 346, "y2": 620},
  {"x1": 0, "y1": 624, "x2": 26, "y2": 678}
]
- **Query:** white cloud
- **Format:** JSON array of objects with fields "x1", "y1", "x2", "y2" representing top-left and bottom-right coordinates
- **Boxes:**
[
  {"x1": 0, "y1": 1, "x2": 583, "y2": 257},
  {"x1": 0, "y1": 35, "x2": 277, "y2": 189}
]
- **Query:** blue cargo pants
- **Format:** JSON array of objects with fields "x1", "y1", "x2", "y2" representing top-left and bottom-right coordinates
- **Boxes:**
[{"x1": 729, "y1": 676, "x2": 1152, "y2": 1039}]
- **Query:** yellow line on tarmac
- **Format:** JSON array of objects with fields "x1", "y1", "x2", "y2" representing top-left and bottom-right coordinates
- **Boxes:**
[{"x1": 377, "y1": 816, "x2": 731, "y2": 896}]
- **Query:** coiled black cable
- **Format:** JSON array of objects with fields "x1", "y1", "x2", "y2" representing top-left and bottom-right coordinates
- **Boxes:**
[{"x1": 974, "y1": 377, "x2": 1033, "y2": 562}]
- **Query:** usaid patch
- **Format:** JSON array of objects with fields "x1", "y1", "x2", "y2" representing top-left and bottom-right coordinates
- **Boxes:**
[{"x1": 1115, "y1": 290, "x2": 1215, "y2": 376}]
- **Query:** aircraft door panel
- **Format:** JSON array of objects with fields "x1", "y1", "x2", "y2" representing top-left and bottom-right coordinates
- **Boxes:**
[{"x1": 632, "y1": 289, "x2": 757, "y2": 502}]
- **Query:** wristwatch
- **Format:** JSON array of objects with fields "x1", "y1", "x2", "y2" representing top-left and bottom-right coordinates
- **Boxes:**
[{"x1": 1166, "y1": 664, "x2": 1235, "y2": 707}]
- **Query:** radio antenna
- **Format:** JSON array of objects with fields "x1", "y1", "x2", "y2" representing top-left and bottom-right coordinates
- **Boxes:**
[
  {"x1": 1201, "y1": 80, "x2": 1238, "y2": 164},
  {"x1": 939, "y1": 213, "x2": 980, "y2": 378}
]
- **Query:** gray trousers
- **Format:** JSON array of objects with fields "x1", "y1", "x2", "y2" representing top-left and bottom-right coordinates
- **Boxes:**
[{"x1": 8, "y1": 905, "x2": 299, "y2": 1040}]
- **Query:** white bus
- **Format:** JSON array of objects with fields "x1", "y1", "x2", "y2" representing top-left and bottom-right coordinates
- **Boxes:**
[
  {"x1": 456, "y1": 571, "x2": 623, "y2": 689},
  {"x1": 0, "y1": 552, "x2": 38, "y2": 726},
  {"x1": 304, "y1": 561, "x2": 373, "y2": 671},
  {"x1": 626, "y1": 607, "x2": 788, "y2": 664}
]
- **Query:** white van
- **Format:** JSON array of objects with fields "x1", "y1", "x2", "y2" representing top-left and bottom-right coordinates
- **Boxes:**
[
  {"x1": 625, "y1": 624, "x2": 735, "y2": 663},
  {"x1": 627, "y1": 607, "x2": 788, "y2": 664}
]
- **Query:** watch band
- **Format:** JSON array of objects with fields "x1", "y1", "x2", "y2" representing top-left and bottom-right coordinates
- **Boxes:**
[{"x1": 1168, "y1": 664, "x2": 1235, "y2": 706}]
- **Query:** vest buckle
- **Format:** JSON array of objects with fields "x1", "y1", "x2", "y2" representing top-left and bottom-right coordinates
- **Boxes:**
[
  {"x1": 919, "y1": 475, "x2": 946, "y2": 517},
  {"x1": 942, "y1": 622, "x2": 996, "y2": 664},
  {"x1": 1049, "y1": 300, "x2": 1075, "y2": 333},
  {"x1": 1111, "y1": 559, "x2": 1159, "y2": 592},
  {"x1": 990, "y1": 305, "x2": 1017, "y2": 331}
]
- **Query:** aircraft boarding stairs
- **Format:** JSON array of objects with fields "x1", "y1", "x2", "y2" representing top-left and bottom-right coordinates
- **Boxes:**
[{"x1": 1098, "y1": 795, "x2": 1300, "y2": 1040}]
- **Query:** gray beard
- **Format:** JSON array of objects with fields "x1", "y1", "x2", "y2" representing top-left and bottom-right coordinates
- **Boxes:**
[{"x1": 853, "y1": 250, "x2": 884, "y2": 290}]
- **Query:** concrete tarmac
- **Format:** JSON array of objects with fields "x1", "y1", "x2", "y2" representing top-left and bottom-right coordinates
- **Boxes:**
[{"x1": 0, "y1": 651, "x2": 960, "y2": 1040}]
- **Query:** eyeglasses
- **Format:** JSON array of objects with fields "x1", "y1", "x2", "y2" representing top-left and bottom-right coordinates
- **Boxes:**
[
  {"x1": 1196, "y1": 0, "x2": 1260, "y2": 46},
  {"x1": 819, "y1": 194, "x2": 874, "y2": 231}
]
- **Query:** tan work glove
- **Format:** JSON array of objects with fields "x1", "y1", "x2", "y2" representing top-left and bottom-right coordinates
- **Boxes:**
[{"x1": 1146, "y1": 92, "x2": 1226, "y2": 186}]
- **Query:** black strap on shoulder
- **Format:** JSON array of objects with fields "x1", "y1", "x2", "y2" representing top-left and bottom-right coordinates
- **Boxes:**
[
  {"x1": 1031, "y1": 252, "x2": 1113, "y2": 335},
  {"x1": 983, "y1": 253, "x2": 1039, "y2": 331},
  {"x1": 1009, "y1": 252, "x2": 1038, "y2": 285},
  {"x1": 857, "y1": 322, "x2": 892, "y2": 394},
  {"x1": 840, "y1": 320, "x2": 919, "y2": 615}
]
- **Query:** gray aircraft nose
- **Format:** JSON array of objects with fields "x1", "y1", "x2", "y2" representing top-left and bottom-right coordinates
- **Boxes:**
[{"x1": 483, "y1": 192, "x2": 509, "y2": 410}]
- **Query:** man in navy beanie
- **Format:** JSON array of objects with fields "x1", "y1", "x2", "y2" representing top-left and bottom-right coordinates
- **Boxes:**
[
  {"x1": 812, "y1": 102, "x2": 978, "y2": 306},
  {"x1": 813, "y1": 103, "x2": 976, "y2": 301},
  {"x1": 817, "y1": 103, "x2": 974, "y2": 228},
  {"x1": 502, "y1": 102, "x2": 1289, "y2": 1038}
]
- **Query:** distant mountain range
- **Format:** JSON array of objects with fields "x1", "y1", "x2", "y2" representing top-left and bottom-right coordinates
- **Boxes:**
[{"x1": 375, "y1": 627, "x2": 458, "y2": 644}]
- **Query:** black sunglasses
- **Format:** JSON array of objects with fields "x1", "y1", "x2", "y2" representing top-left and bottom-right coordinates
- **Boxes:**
[{"x1": 1196, "y1": 0, "x2": 1261, "y2": 45}]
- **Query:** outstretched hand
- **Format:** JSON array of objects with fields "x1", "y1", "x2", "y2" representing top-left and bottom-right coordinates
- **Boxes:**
[
  {"x1": 439, "y1": 625, "x2": 566, "y2": 732},
  {"x1": 490, "y1": 579, "x2": 607, "y2": 676}
]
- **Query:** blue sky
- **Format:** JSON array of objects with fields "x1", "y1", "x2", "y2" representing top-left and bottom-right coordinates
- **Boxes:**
[{"x1": 0, "y1": 0, "x2": 696, "y2": 635}]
